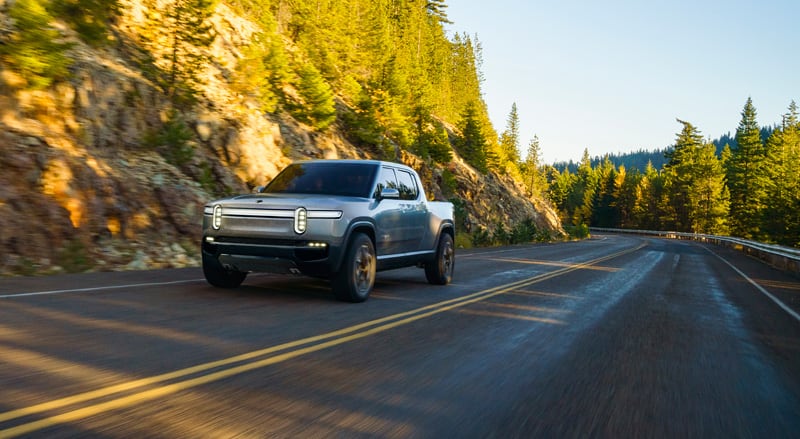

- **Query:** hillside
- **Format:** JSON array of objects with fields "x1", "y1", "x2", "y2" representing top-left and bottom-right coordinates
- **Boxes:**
[{"x1": 0, "y1": 0, "x2": 562, "y2": 275}]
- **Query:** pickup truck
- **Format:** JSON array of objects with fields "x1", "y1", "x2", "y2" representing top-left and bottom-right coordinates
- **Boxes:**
[{"x1": 201, "y1": 160, "x2": 455, "y2": 302}]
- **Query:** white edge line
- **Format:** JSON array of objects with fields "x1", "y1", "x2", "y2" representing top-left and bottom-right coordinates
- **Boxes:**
[
  {"x1": 0, "y1": 279, "x2": 205, "y2": 300},
  {"x1": 703, "y1": 246, "x2": 800, "y2": 323}
]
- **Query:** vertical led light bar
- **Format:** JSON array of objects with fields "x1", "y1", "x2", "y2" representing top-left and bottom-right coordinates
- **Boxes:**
[
  {"x1": 294, "y1": 207, "x2": 307, "y2": 234},
  {"x1": 212, "y1": 205, "x2": 222, "y2": 230}
]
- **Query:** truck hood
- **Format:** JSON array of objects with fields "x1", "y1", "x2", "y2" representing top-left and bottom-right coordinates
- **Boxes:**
[{"x1": 207, "y1": 193, "x2": 369, "y2": 211}]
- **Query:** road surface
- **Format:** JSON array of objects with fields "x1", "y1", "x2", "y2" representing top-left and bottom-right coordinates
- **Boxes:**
[{"x1": 1, "y1": 234, "x2": 799, "y2": 437}]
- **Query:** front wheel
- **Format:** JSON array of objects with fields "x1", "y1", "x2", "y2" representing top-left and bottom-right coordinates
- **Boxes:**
[
  {"x1": 332, "y1": 233, "x2": 376, "y2": 302},
  {"x1": 202, "y1": 251, "x2": 247, "y2": 288},
  {"x1": 425, "y1": 233, "x2": 454, "y2": 285}
]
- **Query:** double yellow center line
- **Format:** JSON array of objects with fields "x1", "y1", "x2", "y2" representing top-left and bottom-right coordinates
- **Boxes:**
[{"x1": 0, "y1": 244, "x2": 644, "y2": 437}]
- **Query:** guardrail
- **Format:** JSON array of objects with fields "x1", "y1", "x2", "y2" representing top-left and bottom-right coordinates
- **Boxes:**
[{"x1": 589, "y1": 227, "x2": 800, "y2": 276}]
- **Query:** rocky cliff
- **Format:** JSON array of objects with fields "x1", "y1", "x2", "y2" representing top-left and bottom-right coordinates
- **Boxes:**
[{"x1": 0, "y1": 0, "x2": 562, "y2": 276}]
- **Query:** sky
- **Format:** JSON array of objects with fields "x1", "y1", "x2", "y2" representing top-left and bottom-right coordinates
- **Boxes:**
[{"x1": 445, "y1": 0, "x2": 800, "y2": 164}]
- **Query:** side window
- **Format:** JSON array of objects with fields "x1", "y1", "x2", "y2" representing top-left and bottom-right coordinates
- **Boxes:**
[
  {"x1": 373, "y1": 167, "x2": 397, "y2": 198},
  {"x1": 396, "y1": 170, "x2": 419, "y2": 200}
]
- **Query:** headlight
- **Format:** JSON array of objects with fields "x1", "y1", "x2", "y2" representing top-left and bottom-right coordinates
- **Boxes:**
[
  {"x1": 212, "y1": 205, "x2": 222, "y2": 230},
  {"x1": 294, "y1": 207, "x2": 307, "y2": 234}
]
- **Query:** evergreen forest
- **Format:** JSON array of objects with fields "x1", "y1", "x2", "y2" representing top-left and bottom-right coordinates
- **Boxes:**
[{"x1": 546, "y1": 99, "x2": 800, "y2": 248}]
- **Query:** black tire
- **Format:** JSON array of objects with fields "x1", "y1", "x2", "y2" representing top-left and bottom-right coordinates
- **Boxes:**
[
  {"x1": 202, "y1": 251, "x2": 247, "y2": 288},
  {"x1": 425, "y1": 233, "x2": 454, "y2": 285},
  {"x1": 332, "y1": 233, "x2": 376, "y2": 303}
]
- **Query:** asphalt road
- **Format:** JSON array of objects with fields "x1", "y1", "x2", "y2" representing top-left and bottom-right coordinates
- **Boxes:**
[{"x1": 1, "y1": 234, "x2": 799, "y2": 438}]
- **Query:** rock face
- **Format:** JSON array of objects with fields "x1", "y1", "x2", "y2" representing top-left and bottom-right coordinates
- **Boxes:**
[{"x1": 0, "y1": 2, "x2": 562, "y2": 276}]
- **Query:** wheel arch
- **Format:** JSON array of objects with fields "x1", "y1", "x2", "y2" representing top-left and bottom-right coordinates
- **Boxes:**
[
  {"x1": 334, "y1": 220, "x2": 376, "y2": 272},
  {"x1": 432, "y1": 220, "x2": 455, "y2": 252}
]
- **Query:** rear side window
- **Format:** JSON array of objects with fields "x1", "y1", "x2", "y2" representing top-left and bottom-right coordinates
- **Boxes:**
[{"x1": 396, "y1": 170, "x2": 419, "y2": 200}]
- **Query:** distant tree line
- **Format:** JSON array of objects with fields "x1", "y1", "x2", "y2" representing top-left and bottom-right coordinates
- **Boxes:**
[
  {"x1": 553, "y1": 127, "x2": 777, "y2": 176},
  {"x1": 546, "y1": 99, "x2": 800, "y2": 247},
  {"x1": 554, "y1": 149, "x2": 669, "y2": 175}
]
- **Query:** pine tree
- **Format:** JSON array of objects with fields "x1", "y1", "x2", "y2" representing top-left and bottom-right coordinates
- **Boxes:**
[
  {"x1": 591, "y1": 157, "x2": 618, "y2": 227},
  {"x1": 141, "y1": 0, "x2": 218, "y2": 105},
  {"x1": 637, "y1": 161, "x2": 665, "y2": 230},
  {"x1": 456, "y1": 101, "x2": 488, "y2": 172},
  {"x1": 411, "y1": 103, "x2": 433, "y2": 158},
  {"x1": 763, "y1": 101, "x2": 800, "y2": 246},
  {"x1": 659, "y1": 120, "x2": 730, "y2": 234},
  {"x1": 425, "y1": 0, "x2": 452, "y2": 24},
  {"x1": 428, "y1": 123, "x2": 453, "y2": 164},
  {"x1": 484, "y1": 140, "x2": 503, "y2": 173},
  {"x1": 613, "y1": 165, "x2": 640, "y2": 229},
  {"x1": 547, "y1": 166, "x2": 576, "y2": 224},
  {"x1": 521, "y1": 135, "x2": 546, "y2": 197},
  {"x1": 727, "y1": 97, "x2": 767, "y2": 239},
  {"x1": 688, "y1": 143, "x2": 729, "y2": 234},
  {"x1": 233, "y1": 35, "x2": 280, "y2": 113},
  {"x1": 499, "y1": 102, "x2": 521, "y2": 167},
  {"x1": 662, "y1": 119, "x2": 703, "y2": 231},
  {"x1": 342, "y1": 89, "x2": 388, "y2": 155},
  {"x1": 295, "y1": 63, "x2": 337, "y2": 130},
  {"x1": 410, "y1": 104, "x2": 452, "y2": 163},
  {"x1": 1, "y1": 0, "x2": 73, "y2": 89},
  {"x1": 572, "y1": 149, "x2": 598, "y2": 227},
  {"x1": 720, "y1": 144, "x2": 732, "y2": 168}
]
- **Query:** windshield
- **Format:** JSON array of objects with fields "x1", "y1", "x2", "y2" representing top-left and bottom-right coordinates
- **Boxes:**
[{"x1": 263, "y1": 162, "x2": 378, "y2": 198}]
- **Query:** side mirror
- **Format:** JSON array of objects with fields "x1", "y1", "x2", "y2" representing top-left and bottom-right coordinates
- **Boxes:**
[
  {"x1": 379, "y1": 188, "x2": 400, "y2": 200},
  {"x1": 255, "y1": 186, "x2": 266, "y2": 193}
]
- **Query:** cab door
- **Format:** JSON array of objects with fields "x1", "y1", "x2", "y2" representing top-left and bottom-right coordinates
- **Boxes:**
[
  {"x1": 373, "y1": 167, "x2": 404, "y2": 256},
  {"x1": 394, "y1": 169, "x2": 428, "y2": 253}
]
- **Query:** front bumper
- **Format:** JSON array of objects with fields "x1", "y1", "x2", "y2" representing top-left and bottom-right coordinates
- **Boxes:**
[{"x1": 201, "y1": 236, "x2": 344, "y2": 278}]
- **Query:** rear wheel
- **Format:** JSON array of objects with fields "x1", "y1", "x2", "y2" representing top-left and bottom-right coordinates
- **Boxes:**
[
  {"x1": 333, "y1": 233, "x2": 376, "y2": 302},
  {"x1": 425, "y1": 233, "x2": 454, "y2": 285},
  {"x1": 202, "y1": 251, "x2": 247, "y2": 288}
]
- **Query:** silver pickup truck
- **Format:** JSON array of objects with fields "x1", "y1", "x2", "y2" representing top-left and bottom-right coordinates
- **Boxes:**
[{"x1": 201, "y1": 160, "x2": 455, "y2": 302}]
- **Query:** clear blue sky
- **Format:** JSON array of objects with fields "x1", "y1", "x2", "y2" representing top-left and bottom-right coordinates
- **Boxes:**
[{"x1": 445, "y1": 0, "x2": 800, "y2": 164}]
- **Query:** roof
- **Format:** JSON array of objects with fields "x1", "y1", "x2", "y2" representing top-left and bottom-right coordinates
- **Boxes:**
[{"x1": 295, "y1": 159, "x2": 411, "y2": 169}]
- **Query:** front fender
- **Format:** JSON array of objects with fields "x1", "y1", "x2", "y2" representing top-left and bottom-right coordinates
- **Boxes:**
[{"x1": 331, "y1": 219, "x2": 376, "y2": 273}]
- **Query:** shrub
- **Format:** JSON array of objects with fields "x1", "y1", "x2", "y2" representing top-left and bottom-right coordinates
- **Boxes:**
[
  {"x1": 454, "y1": 232, "x2": 472, "y2": 249},
  {"x1": 57, "y1": 239, "x2": 93, "y2": 273},
  {"x1": 510, "y1": 218, "x2": 537, "y2": 244},
  {"x1": 565, "y1": 223, "x2": 590, "y2": 239},
  {"x1": 471, "y1": 228, "x2": 491, "y2": 247},
  {"x1": 493, "y1": 222, "x2": 510, "y2": 245},
  {"x1": 144, "y1": 110, "x2": 195, "y2": 167},
  {"x1": 197, "y1": 161, "x2": 216, "y2": 193}
]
